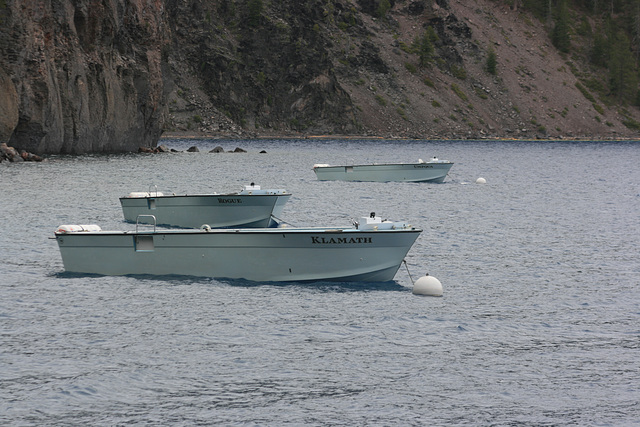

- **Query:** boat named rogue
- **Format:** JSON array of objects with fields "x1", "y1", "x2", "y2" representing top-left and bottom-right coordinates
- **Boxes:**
[{"x1": 119, "y1": 183, "x2": 290, "y2": 228}]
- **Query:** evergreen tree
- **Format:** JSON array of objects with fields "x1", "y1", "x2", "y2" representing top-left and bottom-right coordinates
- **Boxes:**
[
  {"x1": 591, "y1": 31, "x2": 609, "y2": 67},
  {"x1": 413, "y1": 27, "x2": 438, "y2": 67},
  {"x1": 628, "y1": 0, "x2": 640, "y2": 59},
  {"x1": 522, "y1": 0, "x2": 549, "y2": 21},
  {"x1": 247, "y1": 0, "x2": 263, "y2": 27},
  {"x1": 552, "y1": 0, "x2": 571, "y2": 53},
  {"x1": 426, "y1": 26, "x2": 439, "y2": 44},
  {"x1": 377, "y1": 0, "x2": 391, "y2": 18},
  {"x1": 609, "y1": 30, "x2": 638, "y2": 102},
  {"x1": 486, "y1": 47, "x2": 498, "y2": 75}
]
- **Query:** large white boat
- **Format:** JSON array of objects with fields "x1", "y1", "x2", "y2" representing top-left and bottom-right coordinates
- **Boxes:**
[
  {"x1": 120, "y1": 184, "x2": 291, "y2": 228},
  {"x1": 54, "y1": 214, "x2": 422, "y2": 283},
  {"x1": 313, "y1": 158, "x2": 453, "y2": 183}
]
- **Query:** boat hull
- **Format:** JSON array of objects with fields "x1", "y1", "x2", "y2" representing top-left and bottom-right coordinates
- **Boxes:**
[
  {"x1": 55, "y1": 227, "x2": 421, "y2": 282},
  {"x1": 313, "y1": 163, "x2": 453, "y2": 183},
  {"x1": 120, "y1": 193, "x2": 291, "y2": 228}
]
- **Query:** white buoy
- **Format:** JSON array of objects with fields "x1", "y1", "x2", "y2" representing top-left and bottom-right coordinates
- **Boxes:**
[
  {"x1": 475, "y1": 177, "x2": 486, "y2": 184},
  {"x1": 412, "y1": 274, "x2": 443, "y2": 296}
]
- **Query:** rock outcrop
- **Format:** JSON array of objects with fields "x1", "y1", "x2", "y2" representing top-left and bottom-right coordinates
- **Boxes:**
[
  {"x1": 0, "y1": 0, "x2": 167, "y2": 154},
  {"x1": 0, "y1": 67, "x2": 19, "y2": 144},
  {"x1": 1, "y1": 142, "x2": 43, "y2": 162}
]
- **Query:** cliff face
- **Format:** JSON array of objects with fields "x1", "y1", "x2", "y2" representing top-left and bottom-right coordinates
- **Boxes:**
[
  {"x1": 2, "y1": 0, "x2": 640, "y2": 155},
  {"x1": 0, "y1": 0, "x2": 167, "y2": 154},
  {"x1": 162, "y1": 0, "x2": 360, "y2": 137}
]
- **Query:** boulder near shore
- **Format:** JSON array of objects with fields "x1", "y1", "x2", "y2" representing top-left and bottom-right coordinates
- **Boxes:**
[{"x1": 1, "y1": 143, "x2": 43, "y2": 163}]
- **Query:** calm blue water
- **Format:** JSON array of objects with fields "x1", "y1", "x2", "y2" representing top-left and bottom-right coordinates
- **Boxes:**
[{"x1": 1, "y1": 139, "x2": 639, "y2": 425}]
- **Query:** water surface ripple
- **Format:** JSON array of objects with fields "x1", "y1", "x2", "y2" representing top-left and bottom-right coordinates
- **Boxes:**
[{"x1": 1, "y1": 139, "x2": 639, "y2": 425}]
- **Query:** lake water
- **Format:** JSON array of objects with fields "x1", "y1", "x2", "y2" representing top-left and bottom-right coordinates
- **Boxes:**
[{"x1": 1, "y1": 139, "x2": 639, "y2": 425}]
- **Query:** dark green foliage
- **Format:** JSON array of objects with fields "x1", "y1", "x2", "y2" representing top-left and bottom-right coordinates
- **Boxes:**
[
  {"x1": 375, "y1": 95, "x2": 387, "y2": 106},
  {"x1": 397, "y1": 107, "x2": 409, "y2": 121},
  {"x1": 584, "y1": 78, "x2": 607, "y2": 96},
  {"x1": 413, "y1": 27, "x2": 438, "y2": 67},
  {"x1": 475, "y1": 87, "x2": 489, "y2": 99},
  {"x1": 591, "y1": 31, "x2": 609, "y2": 67},
  {"x1": 451, "y1": 64, "x2": 467, "y2": 80},
  {"x1": 593, "y1": 103, "x2": 605, "y2": 114},
  {"x1": 609, "y1": 31, "x2": 638, "y2": 102},
  {"x1": 218, "y1": 0, "x2": 236, "y2": 20},
  {"x1": 486, "y1": 47, "x2": 497, "y2": 75},
  {"x1": 522, "y1": 0, "x2": 550, "y2": 21},
  {"x1": 247, "y1": 0, "x2": 263, "y2": 27},
  {"x1": 377, "y1": 0, "x2": 391, "y2": 18},
  {"x1": 405, "y1": 62, "x2": 417, "y2": 74},
  {"x1": 552, "y1": 0, "x2": 571, "y2": 53},
  {"x1": 357, "y1": 0, "x2": 395, "y2": 18},
  {"x1": 575, "y1": 82, "x2": 596, "y2": 102},
  {"x1": 426, "y1": 26, "x2": 439, "y2": 43},
  {"x1": 622, "y1": 117, "x2": 640, "y2": 129},
  {"x1": 451, "y1": 83, "x2": 468, "y2": 101},
  {"x1": 576, "y1": 16, "x2": 592, "y2": 36}
]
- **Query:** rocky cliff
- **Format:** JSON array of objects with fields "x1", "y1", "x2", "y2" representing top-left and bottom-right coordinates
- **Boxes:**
[
  {"x1": 2, "y1": 0, "x2": 640, "y2": 155},
  {"x1": 0, "y1": 0, "x2": 167, "y2": 154}
]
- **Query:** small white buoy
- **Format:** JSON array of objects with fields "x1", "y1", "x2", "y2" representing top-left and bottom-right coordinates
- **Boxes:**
[
  {"x1": 412, "y1": 274, "x2": 443, "y2": 296},
  {"x1": 475, "y1": 177, "x2": 486, "y2": 184}
]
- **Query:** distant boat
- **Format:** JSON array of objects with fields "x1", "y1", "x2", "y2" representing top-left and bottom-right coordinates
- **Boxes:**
[
  {"x1": 119, "y1": 184, "x2": 291, "y2": 228},
  {"x1": 313, "y1": 158, "x2": 453, "y2": 183},
  {"x1": 54, "y1": 214, "x2": 422, "y2": 283}
]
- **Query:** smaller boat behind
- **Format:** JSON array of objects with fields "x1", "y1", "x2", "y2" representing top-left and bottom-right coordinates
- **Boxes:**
[
  {"x1": 119, "y1": 183, "x2": 291, "y2": 229},
  {"x1": 313, "y1": 158, "x2": 453, "y2": 183},
  {"x1": 54, "y1": 213, "x2": 422, "y2": 283}
]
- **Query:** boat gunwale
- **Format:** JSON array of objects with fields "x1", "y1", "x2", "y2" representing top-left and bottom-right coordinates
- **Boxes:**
[
  {"x1": 313, "y1": 162, "x2": 453, "y2": 169},
  {"x1": 119, "y1": 192, "x2": 292, "y2": 200},
  {"x1": 55, "y1": 227, "x2": 423, "y2": 237}
]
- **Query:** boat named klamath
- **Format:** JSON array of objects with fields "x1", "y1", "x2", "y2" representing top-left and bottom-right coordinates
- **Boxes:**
[{"x1": 54, "y1": 214, "x2": 421, "y2": 283}]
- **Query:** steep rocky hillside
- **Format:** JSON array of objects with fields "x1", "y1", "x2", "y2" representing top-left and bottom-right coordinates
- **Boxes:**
[
  {"x1": 2, "y1": 0, "x2": 640, "y2": 155},
  {"x1": 163, "y1": 0, "x2": 640, "y2": 141}
]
